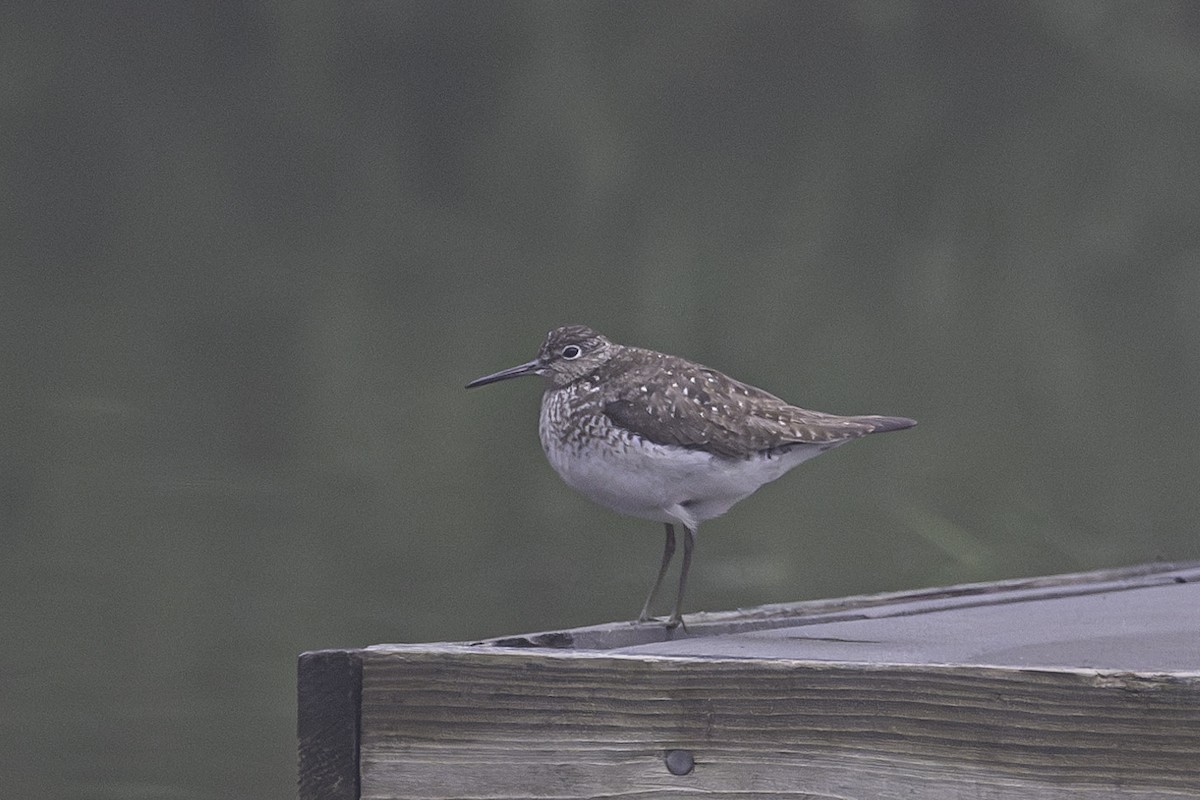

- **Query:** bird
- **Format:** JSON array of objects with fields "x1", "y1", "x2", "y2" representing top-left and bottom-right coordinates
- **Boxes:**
[{"x1": 466, "y1": 325, "x2": 915, "y2": 629}]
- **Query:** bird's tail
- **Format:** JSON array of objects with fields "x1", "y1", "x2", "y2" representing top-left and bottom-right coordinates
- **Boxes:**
[{"x1": 853, "y1": 415, "x2": 917, "y2": 434}]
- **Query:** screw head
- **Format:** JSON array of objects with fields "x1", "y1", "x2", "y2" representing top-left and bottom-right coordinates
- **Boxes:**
[{"x1": 664, "y1": 749, "x2": 695, "y2": 775}]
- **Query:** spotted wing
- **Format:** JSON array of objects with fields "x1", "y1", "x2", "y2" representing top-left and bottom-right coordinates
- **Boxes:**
[{"x1": 600, "y1": 355, "x2": 888, "y2": 459}]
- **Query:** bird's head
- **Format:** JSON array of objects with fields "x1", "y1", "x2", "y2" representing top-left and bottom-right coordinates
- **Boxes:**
[{"x1": 466, "y1": 325, "x2": 616, "y2": 390}]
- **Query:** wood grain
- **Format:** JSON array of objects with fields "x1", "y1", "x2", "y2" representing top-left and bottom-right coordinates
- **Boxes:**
[{"x1": 358, "y1": 646, "x2": 1200, "y2": 799}]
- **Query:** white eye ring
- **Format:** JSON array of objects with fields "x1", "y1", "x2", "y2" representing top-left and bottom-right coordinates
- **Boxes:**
[{"x1": 561, "y1": 345, "x2": 582, "y2": 360}]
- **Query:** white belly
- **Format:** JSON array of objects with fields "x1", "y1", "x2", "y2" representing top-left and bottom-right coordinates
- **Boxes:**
[{"x1": 539, "y1": 403, "x2": 829, "y2": 531}]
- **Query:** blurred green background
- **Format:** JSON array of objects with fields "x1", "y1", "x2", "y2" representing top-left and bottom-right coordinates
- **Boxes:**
[{"x1": 4, "y1": 2, "x2": 1199, "y2": 798}]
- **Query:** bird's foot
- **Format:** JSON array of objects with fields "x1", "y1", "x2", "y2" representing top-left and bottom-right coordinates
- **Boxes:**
[
  {"x1": 636, "y1": 611, "x2": 688, "y2": 633},
  {"x1": 636, "y1": 613, "x2": 686, "y2": 633}
]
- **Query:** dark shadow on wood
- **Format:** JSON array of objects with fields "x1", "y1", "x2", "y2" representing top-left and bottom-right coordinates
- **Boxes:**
[{"x1": 298, "y1": 649, "x2": 362, "y2": 800}]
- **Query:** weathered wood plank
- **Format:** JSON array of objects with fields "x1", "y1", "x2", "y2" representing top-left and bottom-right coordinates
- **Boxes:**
[
  {"x1": 615, "y1": 580, "x2": 1200, "y2": 669},
  {"x1": 357, "y1": 646, "x2": 1200, "y2": 799},
  {"x1": 303, "y1": 561, "x2": 1200, "y2": 799},
  {"x1": 298, "y1": 649, "x2": 362, "y2": 800},
  {"x1": 471, "y1": 560, "x2": 1200, "y2": 652}
]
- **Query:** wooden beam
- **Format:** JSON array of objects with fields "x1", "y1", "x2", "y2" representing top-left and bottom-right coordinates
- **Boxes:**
[
  {"x1": 357, "y1": 645, "x2": 1200, "y2": 799},
  {"x1": 300, "y1": 561, "x2": 1200, "y2": 799}
]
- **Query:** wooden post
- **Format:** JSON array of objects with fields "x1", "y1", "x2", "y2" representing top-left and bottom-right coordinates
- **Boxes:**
[{"x1": 298, "y1": 561, "x2": 1200, "y2": 799}]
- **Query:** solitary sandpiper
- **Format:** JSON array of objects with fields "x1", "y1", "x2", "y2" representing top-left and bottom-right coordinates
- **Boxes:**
[{"x1": 467, "y1": 325, "x2": 916, "y2": 629}]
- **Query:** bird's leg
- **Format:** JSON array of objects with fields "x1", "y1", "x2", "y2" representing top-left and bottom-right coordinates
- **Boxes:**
[
  {"x1": 665, "y1": 526, "x2": 695, "y2": 631},
  {"x1": 637, "y1": 523, "x2": 676, "y2": 622}
]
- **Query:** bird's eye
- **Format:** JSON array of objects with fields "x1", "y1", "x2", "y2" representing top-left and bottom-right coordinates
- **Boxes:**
[{"x1": 561, "y1": 345, "x2": 582, "y2": 360}]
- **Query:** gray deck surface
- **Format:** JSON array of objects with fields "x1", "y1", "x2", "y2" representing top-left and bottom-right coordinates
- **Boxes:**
[
  {"x1": 448, "y1": 562, "x2": 1200, "y2": 673},
  {"x1": 613, "y1": 580, "x2": 1200, "y2": 671}
]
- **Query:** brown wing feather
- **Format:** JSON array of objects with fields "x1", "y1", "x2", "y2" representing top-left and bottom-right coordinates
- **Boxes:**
[{"x1": 600, "y1": 350, "x2": 893, "y2": 459}]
